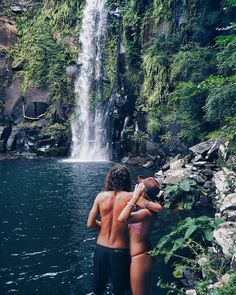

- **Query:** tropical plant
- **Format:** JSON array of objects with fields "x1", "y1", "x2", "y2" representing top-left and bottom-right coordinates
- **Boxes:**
[
  {"x1": 163, "y1": 178, "x2": 203, "y2": 210},
  {"x1": 152, "y1": 216, "x2": 226, "y2": 294}
]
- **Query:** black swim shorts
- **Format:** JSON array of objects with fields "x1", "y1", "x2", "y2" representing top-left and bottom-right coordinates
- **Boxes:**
[{"x1": 93, "y1": 244, "x2": 130, "y2": 295}]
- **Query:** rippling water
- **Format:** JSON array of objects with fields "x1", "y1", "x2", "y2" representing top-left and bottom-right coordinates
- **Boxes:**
[{"x1": 0, "y1": 160, "x2": 207, "y2": 294}]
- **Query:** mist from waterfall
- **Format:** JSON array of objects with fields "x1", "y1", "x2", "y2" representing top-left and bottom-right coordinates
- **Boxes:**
[{"x1": 70, "y1": 0, "x2": 109, "y2": 162}]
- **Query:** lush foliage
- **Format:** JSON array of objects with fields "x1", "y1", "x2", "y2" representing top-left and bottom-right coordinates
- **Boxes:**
[
  {"x1": 208, "y1": 273, "x2": 236, "y2": 295},
  {"x1": 152, "y1": 216, "x2": 226, "y2": 294},
  {"x1": 163, "y1": 178, "x2": 203, "y2": 210},
  {"x1": 122, "y1": 0, "x2": 236, "y2": 152},
  {"x1": 10, "y1": 1, "x2": 84, "y2": 99}
]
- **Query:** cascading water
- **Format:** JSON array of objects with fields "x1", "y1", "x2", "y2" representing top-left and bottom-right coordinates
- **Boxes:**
[{"x1": 70, "y1": 0, "x2": 109, "y2": 161}]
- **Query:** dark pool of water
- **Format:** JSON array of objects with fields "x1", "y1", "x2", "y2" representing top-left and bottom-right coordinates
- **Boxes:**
[{"x1": 0, "y1": 160, "x2": 210, "y2": 295}]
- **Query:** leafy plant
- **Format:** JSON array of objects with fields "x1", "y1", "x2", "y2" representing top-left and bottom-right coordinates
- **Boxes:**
[
  {"x1": 163, "y1": 178, "x2": 202, "y2": 210},
  {"x1": 208, "y1": 273, "x2": 236, "y2": 295},
  {"x1": 205, "y1": 83, "x2": 236, "y2": 125},
  {"x1": 152, "y1": 216, "x2": 225, "y2": 294}
]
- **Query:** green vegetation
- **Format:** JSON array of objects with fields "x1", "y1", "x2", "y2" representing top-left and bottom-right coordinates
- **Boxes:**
[
  {"x1": 163, "y1": 178, "x2": 203, "y2": 210},
  {"x1": 10, "y1": 0, "x2": 85, "y2": 100},
  {"x1": 115, "y1": 0, "x2": 236, "y2": 154},
  {"x1": 208, "y1": 273, "x2": 236, "y2": 295},
  {"x1": 153, "y1": 216, "x2": 227, "y2": 294}
]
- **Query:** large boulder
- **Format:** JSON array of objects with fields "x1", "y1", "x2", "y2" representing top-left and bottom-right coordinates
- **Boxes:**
[
  {"x1": 24, "y1": 102, "x2": 49, "y2": 118},
  {"x1": 5, "y1": 78, "x2": 24, "y2": 123},
  {"x1": 220, "y1": 193, "x2": 236, "y2": 221},
  {"x1": 163, "y1": 168, "x2": 192, "y2": 184},
  {"x1": 0, "y1": 18, "x2": 16, "y2": 50},
  {"x1": 213, "y1": 168, "x2": 236, "y2": 196},
  {"x1": 5, "y1": 78, "x2": 50, "y2": 123},
  {"x1": 0, "y1": 125, "x2": 11, "y2": 151},
  {"x1": 6, "y1": 126, "x2": 19, "y2": 151},
  {"x1": 189, "y1": 139, "x2": 217, "y2": 156},
  {"x1": 213, "y1": 222, "x2": 236, "y2": 256}
]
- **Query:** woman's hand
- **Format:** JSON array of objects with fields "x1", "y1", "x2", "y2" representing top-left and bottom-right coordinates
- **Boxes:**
[{"x1": 133, "y1": 183, "x2": 145, "y2": 202}]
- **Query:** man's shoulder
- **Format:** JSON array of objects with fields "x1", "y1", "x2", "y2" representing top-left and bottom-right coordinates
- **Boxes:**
[{"x1": 97, "y1": 191, "x2": 132, "y2": 200}]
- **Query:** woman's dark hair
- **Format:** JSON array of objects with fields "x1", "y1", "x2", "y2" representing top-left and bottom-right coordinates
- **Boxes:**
[{"x1": 104, "y1": 164, "x2": 132, "y2": 192}]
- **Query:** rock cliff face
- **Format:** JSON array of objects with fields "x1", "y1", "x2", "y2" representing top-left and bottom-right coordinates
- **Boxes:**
[{"x1": 0, "y1": 2, "x2": 71, "y2": 158}]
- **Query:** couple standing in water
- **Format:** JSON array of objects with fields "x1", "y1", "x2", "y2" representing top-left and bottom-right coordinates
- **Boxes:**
[{"x1": 87, "y1": 164, "x2": 162, "y2": 295}]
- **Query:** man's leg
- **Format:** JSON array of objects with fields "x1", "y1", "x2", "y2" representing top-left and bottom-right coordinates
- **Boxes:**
[
  {"x1": 93, "y1": 244, "x2": 109, "y2": 295},
  {"x1": 109, "y1": 249, "x2": 130, "y2": 295}
]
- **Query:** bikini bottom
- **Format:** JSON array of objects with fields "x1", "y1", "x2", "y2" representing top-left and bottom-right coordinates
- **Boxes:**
[{"x1": 131, "y1": 249, "x2": 153, "y2": 258}]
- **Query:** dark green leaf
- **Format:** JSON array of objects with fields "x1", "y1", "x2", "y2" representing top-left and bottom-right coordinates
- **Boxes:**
[
  {"x1": 184, "y1": 225, "x2": 197, "y2": 239},
  {"x1": 204, "y1": 230, "x2": 213, "y2": 241},
  {"x1": 179, "y1": 179, "x2": 191, "y2": 192}
]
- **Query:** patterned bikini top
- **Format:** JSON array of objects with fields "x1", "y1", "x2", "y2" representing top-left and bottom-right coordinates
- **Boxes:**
[{"x1": 128, "y1": 205, "x2": 151, "y2": 236}]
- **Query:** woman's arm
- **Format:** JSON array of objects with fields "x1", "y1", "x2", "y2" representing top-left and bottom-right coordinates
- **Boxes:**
[
  {"x1": 118, "y1": 184, "x2": 151, "y2": 224},
  {"x1": 87, "y1": 194, "x2": 101, "y2": 229},
  {"x1": 141, "y1": 199, "x2": 163, "y2": 213}
]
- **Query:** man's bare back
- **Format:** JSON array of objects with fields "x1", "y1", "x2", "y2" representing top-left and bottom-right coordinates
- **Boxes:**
[{"x1": 87, "y1": 190, "x2": 132, "y2": 248}]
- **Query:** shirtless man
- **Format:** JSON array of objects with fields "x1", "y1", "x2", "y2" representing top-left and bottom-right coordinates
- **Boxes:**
[
  {"x1": 87, "y1": 164, "x2": 162, "y2": 295},
  {"x1": 87, "y1": 164, "x2": 132, "y2": 295}
]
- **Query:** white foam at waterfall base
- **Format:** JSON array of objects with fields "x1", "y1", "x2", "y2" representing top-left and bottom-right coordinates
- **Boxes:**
[{"x1": 69, "y1": 0, "x2": 109, "y2": 162}]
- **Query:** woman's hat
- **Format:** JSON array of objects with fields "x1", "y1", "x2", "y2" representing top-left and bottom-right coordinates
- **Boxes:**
[{"x1": 138, "y1": 176, "x2": 161, "y2": 201}]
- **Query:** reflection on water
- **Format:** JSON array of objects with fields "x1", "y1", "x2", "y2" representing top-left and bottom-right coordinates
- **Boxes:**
[{"x1": 0, "y1": 160, "x2": 210, "y2": 294}]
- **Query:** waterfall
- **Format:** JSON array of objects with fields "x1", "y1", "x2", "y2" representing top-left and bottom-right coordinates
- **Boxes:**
[{"x1": 70, "y1": 0, "x2": 109, "y2": 162}]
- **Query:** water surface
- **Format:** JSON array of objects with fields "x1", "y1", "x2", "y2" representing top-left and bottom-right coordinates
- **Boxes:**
[{"x1": 0, "y1": 160, "x2": 203, "y2": 294}]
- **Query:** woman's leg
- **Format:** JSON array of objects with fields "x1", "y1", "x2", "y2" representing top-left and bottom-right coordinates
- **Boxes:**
[{"x1": 130, "y1": 254, "x2": 154, "y2": 295}]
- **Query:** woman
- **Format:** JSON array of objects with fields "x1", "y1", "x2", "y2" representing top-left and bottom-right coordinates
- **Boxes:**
[{"x1": 118, "y1": 176, "x2": 162, "y2": 295}]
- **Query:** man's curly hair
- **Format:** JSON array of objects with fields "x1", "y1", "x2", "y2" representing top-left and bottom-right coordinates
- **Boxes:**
[{"x1": 104, "y1": 164, "x2": 132, "y2": 192}]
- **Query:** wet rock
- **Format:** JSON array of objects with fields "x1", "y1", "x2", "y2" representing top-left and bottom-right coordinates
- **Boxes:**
[
  {"x1": 5, "y1": 78, "x2": 24, "y2": 123},
  {"x1": 220, "y1": 193, "x2": 236, "y2": 212},
  {"x1": 213, "y1": 168, "x2": 236, "y2": 197},
  {"x1": 0, "y1": 140, "x2": 5, "y2": 152},
  {"x1": 213, "y1": 222, "x2": 236, "y2": 256},
  {"x1": 15, "y1": 130, "x2": 27, "y2": 152},
  {"x1": 162, "y1": 154, "x2": 181, "y2": 170},
  {"x1": 223, "y1": 210, "x2": 236, "y2": 222},
  {"x1": 155, "y1": 170, "x2": 164, "y2": 177},
  {"x1": 37, "y1": 145, "x2": 51, "y2": 156},
  {"x1": 6, "y1": 127, "x2": 19, "y2": 151},
  {"x1": 203, "y1": 180, "x2": 215, "y2": 191},
  {"x1": 185, "y1": 164, "x2": 197, "y2": 171},
  {"x1": 163, "y1": 168, "x2": 191, "y2": 184},
  {"x1": 122, "y1": 156, "x2": 149, "y2": 166},
  {"x1": 189, "y1": 139, "x2": 216, "y2": 156},
  {"x1": 192, "y1": 154, "x2": 202, "y2": 163},
  {"x1": 170, "y1": 158, "x2": 185, "y2": 170},
  {"x1": 37, "y1": 138, "x2": 55, "y2": 148},
  {"x1": 219, "y1": 141, "x2": 229, "y2": 161},
  {"x1": 11, "y1": 6, "x2": 27, "y2": 14},
  {"x1": 189, "y1": 173, "x2": 207, "y2": 184},
  {"x1": 20, "y1": 152, "x2": 38, "y2": 159},
  {"x1": 0, "y1": 125, "x2": 11, "y2": 141},
  {"x1": 0, "y1": 18, "x2": 16, "y2": 49},
  {"x1": 201, "y1": 168, "x2": 214, "y2": 178},
  {"x1": 123, "y1": 116, "x2": 132, "y2": 129},
  {"x1": 144, "y1": 140, "x2": 159, "y2": 157},
  {"x1": 206, "y1": 139, "x2": 223, "y2": 160},
  {"x1": 142, "y1": 160, "x2": 154, "y2": 169},
  {"x1": 24, "y1": 102, "x2": 48, "y2": 118},
  {"x1": 220, "y1": 193, "x2": 236, "y2": 221},
  {"x1": 192, "y1": 161, "x2": 208, "y2": 167}
]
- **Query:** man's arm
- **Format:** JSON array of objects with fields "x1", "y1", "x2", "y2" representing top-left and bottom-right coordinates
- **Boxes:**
[{"x1": 87, "y1": 195, "x2": 100, "y2": 229}]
